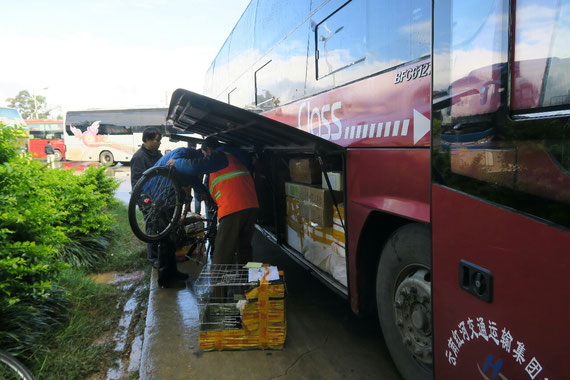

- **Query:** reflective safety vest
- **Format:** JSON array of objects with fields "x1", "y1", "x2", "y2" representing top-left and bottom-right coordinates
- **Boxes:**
[{"x1": 209, "y1": 152, "x2": 259, "y2": 219}]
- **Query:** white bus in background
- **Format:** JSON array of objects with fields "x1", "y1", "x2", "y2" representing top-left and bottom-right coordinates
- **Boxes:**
[{"x1": 64, "y1": 108, "x2": 193, "y2": 164}]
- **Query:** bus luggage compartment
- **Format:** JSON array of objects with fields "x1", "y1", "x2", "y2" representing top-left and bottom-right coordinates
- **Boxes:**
[{"x1": 166, "y1": 89, "x2": 348, "y2": 295}]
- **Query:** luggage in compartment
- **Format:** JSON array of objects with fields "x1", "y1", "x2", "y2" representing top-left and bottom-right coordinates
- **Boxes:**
[
  {"x1": 285, "y1": 182, "x2": 343, "y2": 227},
  {"x1": 288, "y1": 158, "x2": 321, "y2": 184},
  {"x1": 322, "y1": 171, "x2": 343, "y2": 191},
  {"x1": 285, "y1": 195, "x2": 347, "y2": 286}
]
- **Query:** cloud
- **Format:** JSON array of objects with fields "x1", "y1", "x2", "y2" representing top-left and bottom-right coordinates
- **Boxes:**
[{"x1": 0, "y1": 29, "x2": 217, "y2": 113}]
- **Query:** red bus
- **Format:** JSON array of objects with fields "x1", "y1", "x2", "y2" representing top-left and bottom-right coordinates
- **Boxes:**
[
  {"x1": 25, "y1": 119, "x2": 66, "y2": 161},
  {"x1": 166, "y1": 0, "x2": 569, "y2": 378}
]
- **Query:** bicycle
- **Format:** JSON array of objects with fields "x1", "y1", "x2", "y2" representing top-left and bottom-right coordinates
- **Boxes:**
[
  {"x1": 0, "y1": 350, "x2": 34, "y2": 380},
  {"x1": 128, "y1": 166, "x2": 217, "y2": 259}
]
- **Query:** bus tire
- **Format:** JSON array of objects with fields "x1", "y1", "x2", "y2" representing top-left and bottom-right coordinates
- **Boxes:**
[
  {"x1": 99, "y1": 150, "x2": 114, "y2": 164},
  {"x1": 376, "y1": 223, "x2": 432, "y2": 380},
  {"x1": 54, "y1": 149, "x2": 63, "y2": 161}
]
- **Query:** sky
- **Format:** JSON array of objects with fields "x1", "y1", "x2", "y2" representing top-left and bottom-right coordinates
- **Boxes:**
[{"x1": 0, "y1": 0, "x2": 250, "y2": 116}]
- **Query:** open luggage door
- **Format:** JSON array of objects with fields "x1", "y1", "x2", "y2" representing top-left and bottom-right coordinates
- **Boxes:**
[
  {"x1": 166, "y1": 89, "x2": 341, "y2": 154},
  {"x1": 166, "y1": 89, "x2": 348, "y2": 295}
]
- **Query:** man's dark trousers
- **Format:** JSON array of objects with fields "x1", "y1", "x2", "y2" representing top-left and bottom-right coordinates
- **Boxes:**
[
  {"x1": 157, "y1": 236, "x2": 178, "y2": 284},
  {"x1": 212, "y1": 208, "x2": 258, "y2": 265}
]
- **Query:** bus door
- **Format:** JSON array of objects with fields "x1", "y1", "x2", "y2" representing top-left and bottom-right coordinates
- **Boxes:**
[{"x1": 432, "y1": 0, "x2": 570, "y2": 378}]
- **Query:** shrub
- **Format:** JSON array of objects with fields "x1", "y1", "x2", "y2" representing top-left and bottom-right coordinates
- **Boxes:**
[
  {"x1": 0, "y1": 123, "x2": 121, "y2": 355},
  {"x1": 0, "y1": 123, "x2": 27, "y2": 164}
]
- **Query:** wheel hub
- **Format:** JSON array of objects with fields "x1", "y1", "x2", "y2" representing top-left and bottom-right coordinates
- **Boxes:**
[{"x1": 394, "y1": 268, "x2": 432, "y2": 365}]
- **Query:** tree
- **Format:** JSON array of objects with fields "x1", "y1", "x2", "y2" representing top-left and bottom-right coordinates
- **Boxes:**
[{"x1": 5, "y1": 90, "x2": 50, "y2": 119}]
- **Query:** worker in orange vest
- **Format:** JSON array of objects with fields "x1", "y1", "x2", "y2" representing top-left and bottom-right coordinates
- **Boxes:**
[{"x1": 167, "y1": 137, "x2": 259, "y2": 265}]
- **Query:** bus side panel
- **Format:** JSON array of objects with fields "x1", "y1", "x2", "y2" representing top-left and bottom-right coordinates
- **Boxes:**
[
  {"x1": 432, "y1": 185, "x2": 568, "y2": 379},
  {"x1": 346, "y1": 148, "x2": 430, "y2": 311},
  {"x1": 262, "y1": 58, "x2": 432, "y2": 149},
  {"x1": 28, "y1": 140, "x2": 46, "y2": 159},
  {"x1": 28, "y1": 140, "x2": 66, "y2": 159}
]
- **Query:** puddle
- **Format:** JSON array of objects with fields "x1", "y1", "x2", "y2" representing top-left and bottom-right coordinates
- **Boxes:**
[{"x1": 92, "y1": 271, "x2": 145, "y2": 285}]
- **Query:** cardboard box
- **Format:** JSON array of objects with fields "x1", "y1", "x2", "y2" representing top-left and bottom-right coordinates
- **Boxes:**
[
  {"x1": 285, "y1": 196, "x2": 301, "y2": 222},
  {"x1": 285, "y1": 182, "x2": 300, "y2": 199},
  {"x1": 322, "y1": 171, "x2": 343, "y2": 191},
  {"x1": 300, "y1": 201, "x2": 333, "y2": 227},
  {"x1": 287, "y1": 186, "x2": 343, "y2": 228},
  {"x1": 284, "y1": 182, "x2": 311, "y2": 200},
  {"x1": 289, "y1": 158, "x2": 321, "y2": 184},
  {"x1": 307, "y1": 186, "x2": 343, "y2": 209},
  {"x1": 333, "y1": 203, "x2": 345, "y2": 222}
]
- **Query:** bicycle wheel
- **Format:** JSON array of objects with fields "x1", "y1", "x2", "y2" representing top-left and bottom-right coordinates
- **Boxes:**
[
  {"x1": 0, "y1": 351, "x2": 34, "y2": 380},
  {"x1": 128, "y1": 166, "x2": 183, "y2": 243}
]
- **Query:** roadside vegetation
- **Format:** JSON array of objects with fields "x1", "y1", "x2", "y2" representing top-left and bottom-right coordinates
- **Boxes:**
[{"x1": 0, "y1": 123, "x2": 148, "y2": 378}]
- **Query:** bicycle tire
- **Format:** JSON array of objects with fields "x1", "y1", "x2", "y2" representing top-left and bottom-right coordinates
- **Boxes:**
[
  {"x1": 0, "y1": 350, "x2": 34, "y2": 380},
  {"x1": 128, "y1": 166, "x2": 183, "y2": 243}
]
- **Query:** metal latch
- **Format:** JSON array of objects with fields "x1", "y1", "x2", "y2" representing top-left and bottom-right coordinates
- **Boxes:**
[{"x1": 459, "y1": 260, "x2": 493, "y2": 303}]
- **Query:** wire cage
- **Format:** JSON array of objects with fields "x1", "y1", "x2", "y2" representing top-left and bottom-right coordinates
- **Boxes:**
[{"x1": 195, "y1": 264, "x2": 286, "y2": 351}]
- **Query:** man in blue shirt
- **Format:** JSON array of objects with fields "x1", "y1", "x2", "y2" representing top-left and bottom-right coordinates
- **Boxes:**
[
  {"x1": 143, "y1": 146, "x2": 208, "y2": 287},
  {"x1": 166, "y1": 137, "x2": 258, "y2": 266}
]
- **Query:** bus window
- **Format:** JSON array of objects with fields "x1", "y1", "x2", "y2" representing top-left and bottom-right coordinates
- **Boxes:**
[
  {"x1": 255, "y1": 60, "x2": 277, "y2": 110},
  {"x1": 254, "y1": 0, "x2": 309, "y2": 54},
  {"x1": 315, "y1": 0, "x2": 366, "y2": 80},
  {"x1": 512, "y1": 0, "x2": 570, "y2": 111},
  {"x1": 307, "y1": 0, "x2": 430, "y2": 96},
  {"x1": 433, "y1": 0, "x2": 570, "y2": 228}
]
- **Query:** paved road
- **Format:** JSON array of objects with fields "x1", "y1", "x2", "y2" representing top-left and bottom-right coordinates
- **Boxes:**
[{"x1": 106, "y1": 164, "x2": 132, "y2": 204}]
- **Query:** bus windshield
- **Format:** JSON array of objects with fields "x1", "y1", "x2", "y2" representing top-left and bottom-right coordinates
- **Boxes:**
[{"x1": 0, "y1": 107, "x2": 27, "y2": 127}]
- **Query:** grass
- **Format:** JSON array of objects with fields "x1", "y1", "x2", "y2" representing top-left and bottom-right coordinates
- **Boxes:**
[
  {"x1": 98, "y1": 201, "x2": 148, "y2": 273},
  {"x1": 29, "y1": 270, "x2": 120, "y2": 379},
  {"x1": 24, "y1": 202, "x2": 149, "y2": 379}
]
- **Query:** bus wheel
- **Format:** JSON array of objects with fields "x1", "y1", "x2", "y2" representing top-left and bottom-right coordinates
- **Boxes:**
[
  {"x1": 54, "y1": 149, "x2": 63, "y2": 162},
  {"x1": 99, "y1": 151, "x2": 114, "y2": 164},
  {"x1": 376, "y1": 223, "x2": 432, "y2": 380}
]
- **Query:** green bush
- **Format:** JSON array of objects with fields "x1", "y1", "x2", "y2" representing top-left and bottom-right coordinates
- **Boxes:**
[
  {"x1": 0, "y1": 123, "x2": 27, "y2": 164},
  {"x1": 0, "y1": 123, "x2": 121, "y2": 354}
]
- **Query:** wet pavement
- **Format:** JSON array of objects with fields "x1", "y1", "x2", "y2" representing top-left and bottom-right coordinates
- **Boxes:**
[
  {"x1": 103, "y1": 163, "x2": 402, "y2": 379},
  {"x1": 105, "y1": 163, "x2": 132, "y2": 204},
  {"x1": 140, "y1": 233, "x2": 401, "y2": 380}
]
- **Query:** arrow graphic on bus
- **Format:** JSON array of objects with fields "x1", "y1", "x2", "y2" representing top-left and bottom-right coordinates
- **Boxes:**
[
  {"x1": 341, "y1": 109, "x2": 430, "y2": 144},
  {"x1": 413, "y1": 109, "x2": 430, "y2": 145}
]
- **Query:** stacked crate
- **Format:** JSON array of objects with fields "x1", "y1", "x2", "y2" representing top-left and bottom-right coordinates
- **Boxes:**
[{"x1": 196, "y1": 264, "x2": 286, "y2": 351}]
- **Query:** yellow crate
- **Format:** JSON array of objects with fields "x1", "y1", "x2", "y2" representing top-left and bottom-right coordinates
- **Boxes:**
[{"x1": 199, "y1": 271, "x2": 286, "y2": 351}]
